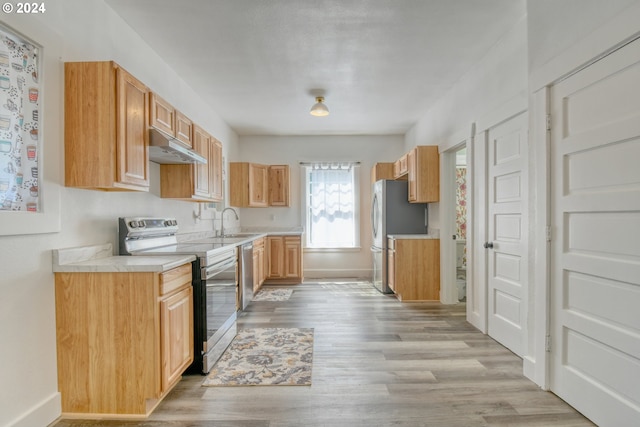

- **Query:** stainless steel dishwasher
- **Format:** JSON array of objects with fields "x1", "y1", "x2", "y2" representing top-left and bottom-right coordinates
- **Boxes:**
[{"x1": 239, "y1": 242, "x2": 254, "y2": 310}]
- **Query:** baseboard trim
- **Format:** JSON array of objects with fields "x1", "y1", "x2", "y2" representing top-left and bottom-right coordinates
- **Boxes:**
[
  {"x1": 8, "y1": 391, "x2": 60, "y2": 427},
  {"x1": 303, "y1": 269, "x2": 372, "y2": 279}
]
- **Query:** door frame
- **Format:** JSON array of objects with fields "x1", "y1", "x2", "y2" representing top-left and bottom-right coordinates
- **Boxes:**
[
  {"x1": 440, "y1": 134, "x2": 471, "y2": 305},
  {"x1": 440, "y1": 138, "x2": 471, "y2": 304}
]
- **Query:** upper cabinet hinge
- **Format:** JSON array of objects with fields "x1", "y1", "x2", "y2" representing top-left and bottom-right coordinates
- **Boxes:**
[
  {"x1": 546, "y1": 226, "x2": 552, "y2": 242},
  {"x1": 546, "y1": 114, "x2": 552, "y2": 131},
  {"x1": 545, "y1": 334, "x2": 552, "y2": 352}
]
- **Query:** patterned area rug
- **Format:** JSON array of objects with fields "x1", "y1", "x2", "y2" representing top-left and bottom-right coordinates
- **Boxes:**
[
  {"x1": 252, "y1": 287, "x2": 293, "y2": 301},
  {"x1": 203, "y1": 328, "x2": 314, "y2": 386}
]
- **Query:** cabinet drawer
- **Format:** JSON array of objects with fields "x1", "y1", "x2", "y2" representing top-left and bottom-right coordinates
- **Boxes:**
[{"x1": 160, "y1": 263, "x2": 192, "y2": 296}]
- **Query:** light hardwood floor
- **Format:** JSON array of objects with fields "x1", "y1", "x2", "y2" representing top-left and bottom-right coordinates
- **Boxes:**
[{"x1": 52, "y1": 281, "x2": 595, "y2": 427}]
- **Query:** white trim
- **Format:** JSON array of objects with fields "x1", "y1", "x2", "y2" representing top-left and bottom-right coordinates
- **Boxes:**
[
  {"x1": 469, "y1": 129, "x2": 487, "y2": 333},
  {"x1": 303, "y1": 268, "x2": 372, "y2": 279},
  {"x1": 475, "y1": 92, "x2": 527, "y2": 135},
  {"x1": 6, "y1": 392, "x2": 60, "y2": 427},
  {"x1": 528, "y1": 86, "x2": 551, "y2": 389},
  {"x1": 439, "y1": 125, "x2": 473, "y2": 305}
]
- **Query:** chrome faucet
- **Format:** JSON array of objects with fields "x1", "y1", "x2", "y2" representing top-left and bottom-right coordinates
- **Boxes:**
[{"x1": 220, "y1": 207, "x2": 239, "y2": 237}]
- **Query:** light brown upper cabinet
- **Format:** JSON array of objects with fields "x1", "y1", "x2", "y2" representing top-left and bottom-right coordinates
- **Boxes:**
[
  {"x1": 175, "y1": 111, "x2": 194, "y2": 149},
  {"x1": 371, "y1": 162, "x2": 394, "y2": 184},
  {"x1": 149, "y1": 92, "x2": 175, "y2": 137},
  {"x1": 407, "y1": 145, "x2": 439, "y2": 203},
  {"x1": 149, "y1": 92, "x2": 193, "y2": 149},
  {"x1": 230, "y1": 163, "x2": 290, "y2": 208},
  {"x1": 268, "y1": 165, "x2": 290, "y2": 207},
  {"x1": 64, "y1": 61, "x2": 149, "y2": 191},
  {"x1": 209, "y1": 138, "x2": 223, "y2": 201},
  {"x1": 160, "y1": 125, "x2": 223, "y2": 202},
  {"x1": 229, "y1": 162, "x2": 268, "y2": 207},
  {"x1": 393, "y1": 154, "x2": 409, "y2": 179}
]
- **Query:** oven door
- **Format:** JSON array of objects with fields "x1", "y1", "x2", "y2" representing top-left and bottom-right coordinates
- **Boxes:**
[{"x1": 201, "y1": 251, "x2": 238, "y2": 373}]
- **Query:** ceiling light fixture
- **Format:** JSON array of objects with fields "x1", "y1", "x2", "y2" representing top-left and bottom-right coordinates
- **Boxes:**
[{"x1": 310, "y1": 96, "x2": 329, "y2": 117}]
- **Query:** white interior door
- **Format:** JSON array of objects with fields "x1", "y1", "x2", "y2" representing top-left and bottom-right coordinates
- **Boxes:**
[
  {"x1": 486, "y1": 112, "x2": 528, "y2": 357},
  {"x1": 550, "y1": 38, "x2": 640, "y2": 426}
]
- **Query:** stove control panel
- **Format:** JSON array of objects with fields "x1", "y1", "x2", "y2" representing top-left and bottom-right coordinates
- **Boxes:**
[{"x1": 119, "y1": 217, "x2": 179, "y2": 237}]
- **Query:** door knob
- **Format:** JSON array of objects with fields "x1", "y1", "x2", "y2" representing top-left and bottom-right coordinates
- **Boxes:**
[{"x1": 484, "y1": 242, "x2": 494, "y2": 249}]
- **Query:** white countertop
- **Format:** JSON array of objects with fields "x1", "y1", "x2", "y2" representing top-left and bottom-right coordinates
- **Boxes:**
[
  {"x1": 52, "y1": 243, "x2": 195, "y2": 273},
  {"x1": 388, "y1": 234, "x2": 439, "y2": 239}
]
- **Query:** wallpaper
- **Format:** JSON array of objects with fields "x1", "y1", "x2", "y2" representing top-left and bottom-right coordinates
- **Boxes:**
[{"x1": 456, "y1": 166, "x2": 467, "y2": 239}]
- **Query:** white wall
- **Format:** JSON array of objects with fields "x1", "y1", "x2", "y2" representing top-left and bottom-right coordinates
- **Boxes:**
[
  {"x1": 0, "y1": 1, "x2": 238, "y2": 426},
  {"x1": 237, "y1": 135, "x2": 404, "y2": 278}
]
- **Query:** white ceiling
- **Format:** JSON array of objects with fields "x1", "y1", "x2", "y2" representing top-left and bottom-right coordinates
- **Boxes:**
[{"x1": 104, "y1": 0, "x2": 525, "y2": 136}]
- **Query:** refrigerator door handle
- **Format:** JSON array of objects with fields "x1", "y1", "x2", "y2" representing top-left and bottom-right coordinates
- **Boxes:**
[{"x1": 371, "y1": 193, "x2": 379, "y2": 240}]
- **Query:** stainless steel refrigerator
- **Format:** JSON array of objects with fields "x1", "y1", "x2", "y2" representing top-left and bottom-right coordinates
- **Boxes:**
[{"x1": 371, "y1": 179, "x2": 428, "y2": 293}]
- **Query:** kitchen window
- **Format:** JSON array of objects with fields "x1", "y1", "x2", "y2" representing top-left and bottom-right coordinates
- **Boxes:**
[{"x1": 301, "y1": 162, "x2": 360, "y2": 249}]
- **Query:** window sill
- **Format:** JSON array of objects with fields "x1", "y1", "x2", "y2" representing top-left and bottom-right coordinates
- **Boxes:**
[{"x1": 303, "y1": 247, "x2": 362, "y2": 253}]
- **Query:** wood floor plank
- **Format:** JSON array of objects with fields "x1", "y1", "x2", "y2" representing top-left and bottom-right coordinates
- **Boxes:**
[{"x1": 51, "y1": 281, "x2": 595, "y2": 427}]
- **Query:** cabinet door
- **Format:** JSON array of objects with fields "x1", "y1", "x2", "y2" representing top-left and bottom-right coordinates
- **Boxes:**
[
  {"x1": 248, "y1": 164, "x2": 269, "y2": 207},
  {"x1": 284, "y1": 236, "x2": 301, "y2": 279},
  {"x1": 267, "y1": 236, "x2": 284, "y2": 278},
  {"x1": 252, "y1": 249, "x2": 261, "y2": 292},
  {"x1": 193, "y1": 126, "x2": 210, "y2": 198},
  {"x1": 160, "y1": 286, "x2": 194, "y2": 393},
  {"x1": 410, "y1": 146, "x2": 439, "y2": 203},
  {"x1": 407, "y1": 148, "x2": 417, "y2": 202},
  {"x1": 149, "y1": 92, "x2": 175, "y2": 136},
  {"x1": 371, "y1": 163, "x2": 394, "y2": 184},
  {"x1": 209, "y1": 138, "x2": 223, "y2": 202},
  {"x1": 268, "y1": 165, "x2": 290, "y2": 206},
  {"x1": 116, "y1": 66, "x2": 149, "y2": 189},
  {"x1": 388, "y1": 247, "x2": 396, "y2": 292},
  {"x1": 259, "y1": 246, "x2": 266, "y2": 284},
  {"x1": 175, "y1": 111, "x2": 193, "y2": 148}
]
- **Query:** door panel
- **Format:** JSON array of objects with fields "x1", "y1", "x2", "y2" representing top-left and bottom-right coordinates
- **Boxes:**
[
  {"x1": 487, "y1": 112, "x2": 527, "y2": 357},
  {"x1": 550, "y1": 37, "x2": 640, "y2": 426}
]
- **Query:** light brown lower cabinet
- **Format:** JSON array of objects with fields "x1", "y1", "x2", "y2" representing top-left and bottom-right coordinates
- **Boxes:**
[
  {"x1": 388, "y1": 238, "x2": 440, "y2": 301},
  {"x1": 54, "y1": 264, "x2": 194, "y2": 418},
  {"x1": 266, "y1": 235, "x2": 303, "y2": 284}
]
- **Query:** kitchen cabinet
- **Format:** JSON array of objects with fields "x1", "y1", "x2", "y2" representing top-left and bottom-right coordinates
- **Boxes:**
[
  {"x1": 387, "y1": 242, "x2": 396, "y2": 292},
  {"x1": 252, "y1": 236, "x2": 266, "y2": 292},
  {"x1": 371, "y1": 162, "x2": 394, "y2": 184},
  {"x1": 54, "y1": 263, "x2": 194, "y2": 417},
  {"x1": 407, "y1": 145, "x2": 439, "y2": 203},
  {"x1": 159, "y1": 125, "x2": 223, "y2": 202},
  {"x1": 149, "y1": 92, "x2": 193, "y2": 149},
  {"x1": 229, "y1": 162, "x2": 269, "y2": 207},
  {"x1": 387, "y1": 237, "x2": 440, "y2": 301},
  {"x1": 209, "y1": 138, "x2": 224, "y2": 201},
  {"x1": 64, "y1": 61, "x2": 149, "y2": 191},
  {"x1": 149, "y1": 92, "x2": 176, "y2": 137},
  {"x1": 266, "y1": 235, "x2": 303, "y2": 284},
  {"x1": 393, "y1": 154, "x2": 409, "y2": 179},
  {"x1": 175, "y1": 111, "x2": 194, "y2": 148},
  {"x1": 268, "y1": 165, "x2": 290, "y2": 206}
]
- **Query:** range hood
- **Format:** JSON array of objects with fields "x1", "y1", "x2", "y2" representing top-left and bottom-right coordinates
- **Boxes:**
[{"x1": 148, "y1": 128, "x2": 207, "y2": 165}]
